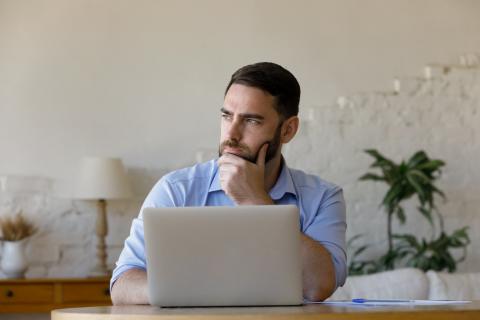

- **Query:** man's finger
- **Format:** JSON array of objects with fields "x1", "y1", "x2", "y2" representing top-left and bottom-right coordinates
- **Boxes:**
[
  {"x1": 218, "y1": 153, "x2": 243, "y2": 166},
  {"x1": 256, "y1": 143, "x2": 269, "y2": 167},
  {"x1": 218, "y1": 162, "x2": 236, "y2": 173}
]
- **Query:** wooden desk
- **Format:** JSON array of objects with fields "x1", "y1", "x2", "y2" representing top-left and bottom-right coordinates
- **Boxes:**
[
  {"x1": 52, "y1": 302, "x2": 480, "y2": 320},
  {"x1": 0, "y1": 277, "x2": 111, "y2": 313}
]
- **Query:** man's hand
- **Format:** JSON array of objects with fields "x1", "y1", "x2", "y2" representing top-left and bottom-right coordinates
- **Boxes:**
[{"x1": 218, "y1": 143, "x2": 273, "y2": 205}]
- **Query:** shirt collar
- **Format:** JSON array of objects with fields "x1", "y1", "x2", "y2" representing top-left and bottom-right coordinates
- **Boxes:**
[
  {"x1": 209, "y1": 158, "x2": 297, "y2": 200},
  {"x1": 268, "y1": 159, "x2": 297, "y2": 200}
]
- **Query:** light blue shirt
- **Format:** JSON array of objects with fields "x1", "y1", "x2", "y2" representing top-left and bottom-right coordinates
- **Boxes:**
[{"x1": 111, "y1": 159, "x2": 347, "y2": 290}]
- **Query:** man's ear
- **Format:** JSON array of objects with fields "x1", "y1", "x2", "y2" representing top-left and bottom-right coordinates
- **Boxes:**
[{"x1": 281, "y1": 116, "x2": 299, "y2": 144}]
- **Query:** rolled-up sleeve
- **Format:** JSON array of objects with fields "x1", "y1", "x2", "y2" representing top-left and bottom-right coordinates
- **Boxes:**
[
  {"x1": 110, "y1": 176, "x2": 179, "y2": 290},
  {"x1": 303, "y1": 186, "x2": 347, "y2": 289}
]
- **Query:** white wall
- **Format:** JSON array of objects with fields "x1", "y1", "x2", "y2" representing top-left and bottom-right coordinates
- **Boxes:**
[
  {"x1": 1, "y1": 0, "x2": 480, "y2": 190},
  {"x1": 0, "y1": 0, "x2": 479, "y2": 276},
  {"x1": 286, "y1": 66, "x2": 480, "y2": 272}
]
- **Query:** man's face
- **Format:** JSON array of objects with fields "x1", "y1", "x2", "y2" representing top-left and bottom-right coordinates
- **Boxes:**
[{"x1": 218, "y1": 84, "x2": 283, "y2": 163}]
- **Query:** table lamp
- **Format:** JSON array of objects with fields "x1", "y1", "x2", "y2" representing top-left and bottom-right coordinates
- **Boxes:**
[{"x1": 75, "y1": 157, "x2": 133, "y2": 276}]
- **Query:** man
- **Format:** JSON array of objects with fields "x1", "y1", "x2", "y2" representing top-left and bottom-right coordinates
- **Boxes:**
[{"x1": 110, "y1": 62, "x2": 346, "y2": 304}]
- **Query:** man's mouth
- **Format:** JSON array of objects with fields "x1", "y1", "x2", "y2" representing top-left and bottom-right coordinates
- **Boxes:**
[
  {"x1": 223, "y1": 147, "x2": 244, "y2": 155},
  {"x1": 219, "y1": 140, "x2": 256, "y2": 162}
]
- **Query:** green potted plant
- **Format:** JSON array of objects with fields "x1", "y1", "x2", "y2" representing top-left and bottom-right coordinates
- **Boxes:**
[{"x1": 349, "y1": 150, "x2": 470, "y2": 275}]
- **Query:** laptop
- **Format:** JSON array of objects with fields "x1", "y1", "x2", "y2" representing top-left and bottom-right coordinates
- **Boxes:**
[{"x1": 143, "y1": 205, "x2": 303, "y2": 307}]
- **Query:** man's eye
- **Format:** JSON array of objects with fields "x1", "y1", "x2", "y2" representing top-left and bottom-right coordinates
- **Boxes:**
[
  {"x1": 246, "y1": 118, "x2": 260, "y2": 125},
  {"x1": 221, "y1": 113, "x2": 231, "y2": 120}
]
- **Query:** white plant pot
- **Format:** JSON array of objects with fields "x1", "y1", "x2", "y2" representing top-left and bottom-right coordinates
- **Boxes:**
[{"x1": 1, "y1": 240, "x2": 28, "y2": 278}]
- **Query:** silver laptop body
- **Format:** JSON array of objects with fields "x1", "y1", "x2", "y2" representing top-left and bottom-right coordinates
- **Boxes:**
[{"x1": 143, "y1": 205, "x2": 303, "y2": 307}]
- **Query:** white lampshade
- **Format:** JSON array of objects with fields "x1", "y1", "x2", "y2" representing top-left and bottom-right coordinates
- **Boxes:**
[{"x1": 75, "y1": 157, "x2": 133, "y2": 200}]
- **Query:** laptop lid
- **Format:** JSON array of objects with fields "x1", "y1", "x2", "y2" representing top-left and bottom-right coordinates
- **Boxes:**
[{"x1": 143, "y1": 205, "x2": 303, "y2": 307}]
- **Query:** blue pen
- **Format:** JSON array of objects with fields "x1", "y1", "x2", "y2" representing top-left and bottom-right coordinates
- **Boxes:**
[
  {"x1": 306, "y1": 299, "x2": 470, "y2": 305},
  {"x1": 352, "y1": 299, "x2": 412, "y2": 304},
  {"x1": 351, "y1": 299, "x2": 470, "y2": 305}
]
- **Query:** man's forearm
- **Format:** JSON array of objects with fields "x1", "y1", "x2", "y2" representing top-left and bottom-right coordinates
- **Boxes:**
[
  {"x1": 301, "y1": 234, "x2": 336, "y2": 301},
  {"x1": 111, "y1": 268, "x2": 149, "y2": 305}
]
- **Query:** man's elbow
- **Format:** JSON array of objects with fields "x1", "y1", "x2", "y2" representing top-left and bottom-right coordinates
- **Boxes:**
[
  {"x1": 109, "y1": 268, "x2": 149, "y2": 305},
  {"x1": 304, "y1": 290, "x2": 332, "y2": 302},
  {"x1": 110, "y1": 282, "x2": 123, "y2": 305},
  {"x1": 304, "y1": 279, "x2": 336, "y2": 302}
]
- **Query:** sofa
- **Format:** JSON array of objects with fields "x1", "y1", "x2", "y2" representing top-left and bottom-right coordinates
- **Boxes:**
[{"x1": 328, "y1": 268, "x2": 480, "y2": 301}]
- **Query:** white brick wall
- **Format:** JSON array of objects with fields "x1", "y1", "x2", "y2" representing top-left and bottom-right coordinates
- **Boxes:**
[
  {"x1": 285, "y1": 59, "x2": 480, "y2": 272},
  {"x1": 0, "y1": 177, "x2": 144, "y2": 277},
  {"x1": 1, "y1": 57, "x2": 479, "y2": 278}
]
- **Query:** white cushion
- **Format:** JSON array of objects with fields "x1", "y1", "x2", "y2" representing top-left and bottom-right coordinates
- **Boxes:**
[
  {"x1": 328, "y1": 268, "x2": 429, "y2": 300},
  {"x1": 427, "y1": 270, "x2": 480, "y2": 300}
]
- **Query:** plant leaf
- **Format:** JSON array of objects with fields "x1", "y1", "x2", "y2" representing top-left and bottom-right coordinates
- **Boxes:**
[
  {"x1": 359, "y1": 173, "x2": 386, "y2": 181},
  {"x1": 408, "y1": 151, "x2": 428, "y2": 168},
  {"x1": 416, "y1": 160, "x2": 446, "y2": 171},
  {"x1": 364, "y1": 149, "x2": 395, "y2": 166},
  {"x1": 396, "y1": 207, "x2": 406, "y2": 224},
  {"x1": 406, "y1": 172, "x2": 427, "y2": 203},
  {"x1": 430, "y1": 184, "x2": 446, "y2": 199},
  {"x1": 409, "y1": 169, "x2": 432, "y2": 183},
  {"x1": 418, "y1": 206, "x2": 434, "y2": 226}
]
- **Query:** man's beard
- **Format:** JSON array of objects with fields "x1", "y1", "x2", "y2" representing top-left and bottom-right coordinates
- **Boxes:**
[{"x1": 218, "y1": 122, "x2": 283, "y2": 164}]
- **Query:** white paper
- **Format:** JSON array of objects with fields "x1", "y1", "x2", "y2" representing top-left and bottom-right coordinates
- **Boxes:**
[{"x1": 306, "y1": 300, "x2": 471, "y2": 306}]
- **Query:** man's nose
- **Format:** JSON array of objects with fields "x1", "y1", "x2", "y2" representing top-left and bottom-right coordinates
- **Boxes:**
[{"x1": 226, "y1": 119, "x2": 242, "y2": 141}]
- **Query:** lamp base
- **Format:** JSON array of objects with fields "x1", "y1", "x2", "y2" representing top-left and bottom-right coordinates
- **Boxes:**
[{"x1": 90, "y1": 199, "x2": 110, "y2": 277}]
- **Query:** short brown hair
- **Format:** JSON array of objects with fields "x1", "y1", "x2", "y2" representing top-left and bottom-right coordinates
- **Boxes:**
[{"x1": 225, "y1": 62, "x2": 300, "y2": 119}]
